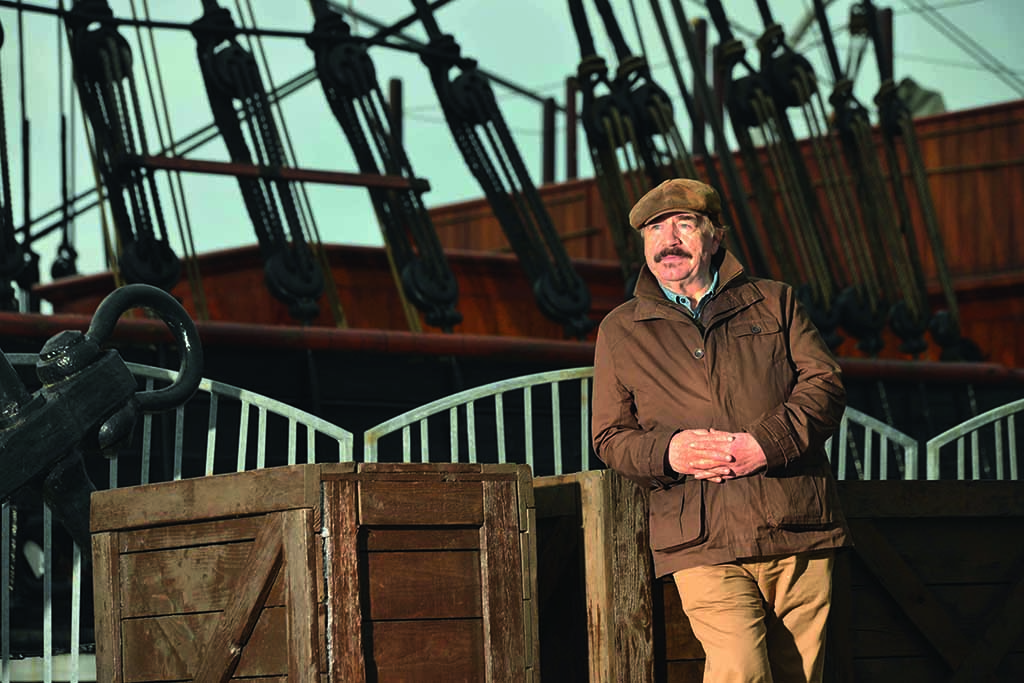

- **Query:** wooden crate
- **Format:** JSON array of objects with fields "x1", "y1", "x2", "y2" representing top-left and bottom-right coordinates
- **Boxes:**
[
  {"x1": 90, "y1": 462, "x2": 538, "y2": 682},
  {"x1": 534, "y1": 469, "x2": 654, "y2": 683},
  {"x1": 537, "y1": 473, "x2": 1024, "y2": 682}
]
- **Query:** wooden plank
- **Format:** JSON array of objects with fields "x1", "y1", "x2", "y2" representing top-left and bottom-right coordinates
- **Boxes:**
[
  {"x1": 366, "y1": 550, "x2": 483, "y2": 620},
  {"x1": 362, "y1": 526, "x2": 480, "y2": 551},
  {"x1": 370, "y1": 619, "x2": 485, "y2": 681},
  {"x1": 848, "y1": 518, "x2": 970, "y2": 669},
  {"x1": 120, "y1": 607, "x2": 289, "y2": 680},
  {"x1": 481, "y1": 478, "x2": 527, "y2": 680},
  {"x1": 90, "y1": 464, "x2": 329, "y2": 532},
  {"x1": 282, "y1": 508, "x2": 321, "y2": 682},
  {"x1": 838, "y1": 481, "x2": 1024, "y2": 518},
  {"x1": 91, "y1": 531, "x2": 123, "y2": 683},
  {"x1": 826, "y1": 550, "x2": 855, "y2": 683},
  {"x1": 118, "y1": 516, "x2": 265, "y2": 553},
  {"x1": 119, "y1": 541, "x2": 286, "y2": 618},
  {"x1": 951, "y1": 572, "x2": 1024, "y2": 682},
  {"x1": 324, "y1": 478, "x2": 366, "y2": 681},
  {"x1": 194, "y1": 513, "x2": 285, "y2": 682},
  {"x1": 860, "y1": 518, "x2": 1024, "y2": 585},
  {"x1": 604, "y1": 470, "x2": 655, "y2": 683},
  {"x1": 358, "y1": 480, "x2": 484, "y2": 525}
]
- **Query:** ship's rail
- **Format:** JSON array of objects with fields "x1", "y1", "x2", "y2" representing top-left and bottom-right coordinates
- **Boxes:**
[{"x1": 2, "y1": 359, "x2": 1021, "y2": 680}]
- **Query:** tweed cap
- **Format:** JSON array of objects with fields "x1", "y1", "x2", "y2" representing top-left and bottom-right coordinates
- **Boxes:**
[{"x1": 628, "y1": 178, "x2": 722, "y2": 229}]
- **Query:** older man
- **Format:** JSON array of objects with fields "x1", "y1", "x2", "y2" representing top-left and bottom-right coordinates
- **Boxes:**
[{"x1": 592, "y1": 178, "x2": 850, "y2": 682}]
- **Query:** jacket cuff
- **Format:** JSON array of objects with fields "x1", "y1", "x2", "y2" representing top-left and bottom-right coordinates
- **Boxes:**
[{"x1": 748, "y1": 417, "x2": 798, "y2": 473}]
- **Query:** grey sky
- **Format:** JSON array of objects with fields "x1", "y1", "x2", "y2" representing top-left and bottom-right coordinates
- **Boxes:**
[{"x1": 0, "y1": 0, "x2": 1020, "y2": 298}]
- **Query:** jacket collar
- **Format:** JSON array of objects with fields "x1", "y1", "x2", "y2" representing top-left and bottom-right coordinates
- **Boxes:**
[{"x1": 631, "y1": 248, "x2": 761, "y2": 322}]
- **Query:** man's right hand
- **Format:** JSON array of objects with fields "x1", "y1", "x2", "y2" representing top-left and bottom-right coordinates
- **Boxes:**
[{"x1": 667, "y1": 429, "x2": 737, "y2": 482}]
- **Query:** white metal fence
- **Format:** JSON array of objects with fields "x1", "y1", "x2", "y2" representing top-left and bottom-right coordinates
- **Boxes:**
[{"x1": 2, "y1": 359, "x2": 1021, "y2": 681}]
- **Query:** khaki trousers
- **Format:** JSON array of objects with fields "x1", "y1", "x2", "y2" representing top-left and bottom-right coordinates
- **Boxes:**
[{"x1": 672, "y1": 549, "x2": 835, "y2": 683}]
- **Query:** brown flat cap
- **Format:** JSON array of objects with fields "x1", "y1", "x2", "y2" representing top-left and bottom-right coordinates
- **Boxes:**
[{"x1": 628, "y1": 178, "x2": 722, "y2": 229}]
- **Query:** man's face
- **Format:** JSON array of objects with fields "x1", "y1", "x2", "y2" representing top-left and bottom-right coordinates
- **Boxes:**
[{"x1": 642, "y1": 211, "x2": 721, "y2": 290}]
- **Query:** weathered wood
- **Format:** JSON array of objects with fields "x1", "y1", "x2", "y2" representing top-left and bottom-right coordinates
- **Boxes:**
[
  {"x1": 120, "y1": 541, "x2": 286, "y2": 618},
  {"x1": 90, "y1": 463, "x2": 350, "y2": 532},
  {"x1": 358, "y1": 479, "x2": 484, "y2": 525},
  {"x1": 193, "y1": 513, "x2": 285, "y2": 682},
  {"x1": 93, "y1": 463, "x2": 537, "y2": 681},
  {"x1": 482, "y1": 478, "x2": 529, "y2": 680},
  {"x1": 90, "y1": 531, "x2": 123, "y2": 683},
  {"x1": 282, "y1": 508, "x2": 321, "y2": 682},
  {"x1": 323, "y1": 478, "x2": 365, "y2": 682},
  {"x1": 534, "y1": 469, "x2": 655, "y2": 683},
  {"x1": 366, "y1": 550, "x2": 483, "y2": 619}
]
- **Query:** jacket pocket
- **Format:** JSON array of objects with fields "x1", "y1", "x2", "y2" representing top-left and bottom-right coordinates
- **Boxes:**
[
  {"x1": 649, "y1": 479, "x2": 707, "y2": 551},
  {"x1": 761, "y1": 465, "x2": 835, "y2": 529}
]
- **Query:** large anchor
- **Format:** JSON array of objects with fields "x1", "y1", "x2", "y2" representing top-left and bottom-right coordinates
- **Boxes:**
[
  {"x1": 191, "y1": 0, "x2": 325, "y2": 323},
  {"x1": 0, "y1": 284, "x2": 203, "y2": 556},
  {"x1": 409, "y1": 0, "x2": 593, "y2": 338},
  {"x1": 65, "y1": 0, "x2": 181, "y2": 291},
  {"x1": 306, "y1": 0, "x2": 462, "y2": 331}
]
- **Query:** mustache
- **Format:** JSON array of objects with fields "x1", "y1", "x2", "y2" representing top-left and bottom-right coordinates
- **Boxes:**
[{"x1": 654, "y1": 247, "x2": 691, "y2": 263}]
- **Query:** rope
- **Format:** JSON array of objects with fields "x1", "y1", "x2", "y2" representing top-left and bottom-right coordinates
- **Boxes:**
[
  {"x1": 134, "y1": 0, "x2": 208, "y2": 320},
  {"x1": 237, "y1": 0, "x2": 346, "y2": 328}
]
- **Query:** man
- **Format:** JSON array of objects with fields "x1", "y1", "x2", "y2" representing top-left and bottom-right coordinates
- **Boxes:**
[{"x1": 591, "y1": 178, "x2": 850, "y2": 682}]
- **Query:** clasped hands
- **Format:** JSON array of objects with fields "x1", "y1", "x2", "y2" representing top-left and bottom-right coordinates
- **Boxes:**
[{"x1": 667, "y1": 428, "x2": 767, "y2": 483}]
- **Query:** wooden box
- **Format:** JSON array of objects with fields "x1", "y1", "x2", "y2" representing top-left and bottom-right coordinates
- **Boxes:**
[
  {"x1": 534, "y1": 469, "x2": 654, "y2": 683},
  {"x1": 90, "y1": 462, "x2": 538, "y2": 682}
]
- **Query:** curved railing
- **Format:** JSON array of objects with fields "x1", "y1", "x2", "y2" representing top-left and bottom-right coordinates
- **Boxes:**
[
  {"x1": 926, "y1": 397, "x2": 1024, "y2": 480},
  {"x1": 363, "y1": 366, "x2": 924, "y2": 481},
  {"x1": 364, "y1": 366, "x2": 596, "y2": 476}
]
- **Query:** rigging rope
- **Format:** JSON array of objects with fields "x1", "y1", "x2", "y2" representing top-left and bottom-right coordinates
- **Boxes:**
[
  {"x1": 190, "y1": 0, "x2": 325, "y2": 323},
  {"x1": 410, "y1": 0, "x2": 593, "y2": 338},
  {"x1": 65, "y1": 0, "x2": 181, "y2": 292},
  {"x1": 307, "y1": 0, "x2": 462, "y2": 332}
]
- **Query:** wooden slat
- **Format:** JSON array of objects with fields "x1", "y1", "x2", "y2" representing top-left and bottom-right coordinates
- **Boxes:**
[
  {"x1": 91, "y1": 531, "x2": 123, "y2": 683},
  {"x1": 838, "y1": 481, "x2": 1024, "y2": 518},
  {"x1": 282, "y1": 507, "x2": 321, "y2": 682},
  {"x1": 90, "y1": 464, "x2": 336, "y2": 532},
  {"x1": 370, "y1": 619, "x2": 485, "y2": 681},
  {"x1": 366, "y1": 550, "x2": 483, "y2": 620},
  {"x1": 120, "y1": 542, "x2": 286, "y2": 618},
  {"x1": 481, "y1": 478, "x2": 527, "y2": 680},
  {"x1": 951, "y1": 572, "x2": 1024, "y2": 682},
  {"x1": 847, "y1": 518, "x2": 970, "y2": 669},
  {"x1": 194, "y1": 513, "x2": 285, "y2": 682},
  {"x1": 362, "y1": 526, "x2": 480, "y2": 551},
  {"x1": 358, "y1": 479, "x2": 484, "y2": 525},
  {"x1": 323, "y1": 478, "x2": 365, "y2": 681},
  {"x1": 118, "y1": 516, "x2": 265, "y2": 553},
  {"x1": 120, "y1": 607, "x2": 289, "y2": 679}
]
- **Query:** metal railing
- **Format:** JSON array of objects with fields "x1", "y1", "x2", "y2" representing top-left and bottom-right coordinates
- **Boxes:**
[
  {"x1": 1, "y1": 355, "x2": 354, "y2": 682},
  {"x1": 4, "y1": 357, "x2": 1020, "y2": 681},
  {"x1": 364, "y1": 366, "x2": 596, "y2": 476},
  {"x1": 926, "y1": 397, "x2": 1024, "y2": 480},
  {"x1": 827, "y1": 407, "x2": 920, "y2": 480}
]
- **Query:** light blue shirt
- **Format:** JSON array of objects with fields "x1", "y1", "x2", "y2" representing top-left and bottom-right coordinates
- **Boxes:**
[{"x1": 659, "y1": 268, "x2": 719, "y2": 318}]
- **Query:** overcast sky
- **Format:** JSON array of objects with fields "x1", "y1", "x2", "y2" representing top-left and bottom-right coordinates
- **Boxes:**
[{"x1": 0, "y1": 0, "x2": 1020, "y2": 292}]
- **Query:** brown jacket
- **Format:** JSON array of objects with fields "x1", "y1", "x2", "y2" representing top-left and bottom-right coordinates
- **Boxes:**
[{"x1": 592, "y1": 248, "x2": 850, "y2": 577}]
